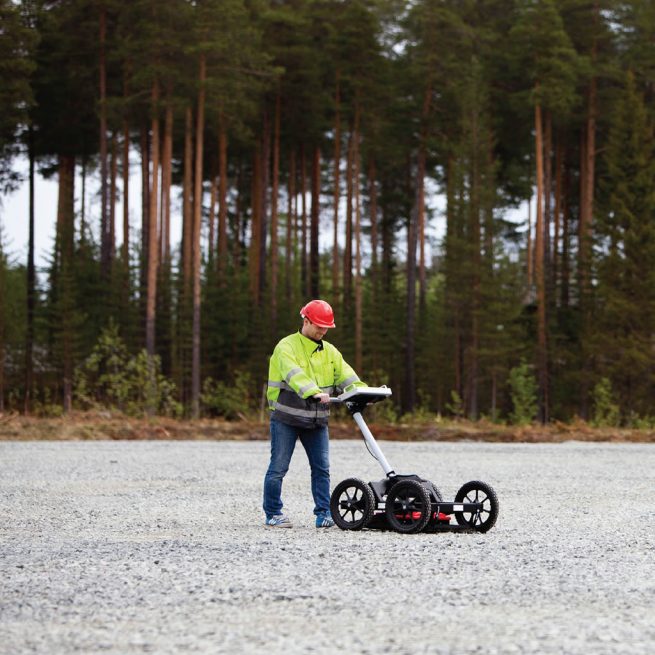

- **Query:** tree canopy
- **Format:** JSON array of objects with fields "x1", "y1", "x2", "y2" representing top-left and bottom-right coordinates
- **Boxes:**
[{"x1": 1, "y1": 0, "x2": 655, "y2": 425}]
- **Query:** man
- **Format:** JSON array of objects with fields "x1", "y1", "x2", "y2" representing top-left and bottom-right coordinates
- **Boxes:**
[{"x1": 263, "y1": 299, "x2": 365, "y2": 528}]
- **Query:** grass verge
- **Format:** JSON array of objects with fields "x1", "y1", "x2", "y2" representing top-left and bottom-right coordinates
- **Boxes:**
[{"x1": 1, "y1": 411, "x2": 654, "y2": 442}]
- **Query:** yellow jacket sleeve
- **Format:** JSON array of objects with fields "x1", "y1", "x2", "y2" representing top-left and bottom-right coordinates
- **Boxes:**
[{"x1": 332, "y1": 346, "x2": 365, "y2": 391}]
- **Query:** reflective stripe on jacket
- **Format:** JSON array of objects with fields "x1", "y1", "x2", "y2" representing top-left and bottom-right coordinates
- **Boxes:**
[{"x1": 267, "y1": 331, "x2": 363, "y2": 428}]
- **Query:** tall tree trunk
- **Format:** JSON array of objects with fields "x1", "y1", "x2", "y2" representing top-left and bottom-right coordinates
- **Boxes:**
[
  {"x1": 286, "y1": 149, "x2": 296, "y2": 298},
  {"x1": 543, "y1": 111, "x2": 552, "y2": 274},
  {"x1": 368, "y1": 157, "x2": 379, "y2": 314},
  {"x1": 367, "y1": 156, "x2": 379, "y2": 374},
  {"x1": 579, "y1": 81, "x2": 596, "y2": 307},
  {"x1": 353, "y1": 108, "x2": 362, "y2": 373},
  {"x1": 578, "y1": 76, "x2": 597, "y2": 420},
  {"x1": 161, "y1": 99, "x2": 173, "y2": 263},
  {"x1": 191, "y1": 54, "x2": 206, "y2": 419},
  {"x1": 208, "y1": 173, "x2": 217, "y2": 259},
  {"x1": 404, "y1": 157, "x2": 419, "y2": 413},
  {"x1": 259, "y1": 111, "x2": 271, "y2": 302},
  {"x1": 158, "y1": 98, "x2": 173, "y2": 381},
  {"x1": 368, "y1": 157, "x2": 378, "y2": 270},
  {"x1": 416, "y1": 142, "x2": 427, "y2": 308},
  {"x1": 24, "y1": 125, "x2": 36, "y2": 414},
  {"x1": 579, "y1": 127, "x2": 586, "y2": 252},
  {"x1": 417, "y1": 158, "x2": 426, "y2": 312},
  {"x1": 380, "y1": 206, "x2": 391, "y2": 294},
  {"x1": 218, "y1": 118, "x2": 228, "y2": 277},
  {"x1": 468, "y1": 112, "x2": 481, "y2": 420},
  {"x1": 270, "y1": 92, "x2": 281, "y2": 328},
  {"x1": 57, "y1": 154, "x2": 75, "y2": 414},
  {"x1": 300, "y1": 145, "x2": 308, "y2": 298},
  {"x1": 120, "y1": 120, "x2": 131, "y2": 340},
  {"x1": 444, "y1": 154, "x2": 461, "y2": 400},
  {"x1": 122, "y1": 62, "x2": 131, "y2": 267},
  {"x1": 418, "y1": 84, "x2": 431, "y2": 311},
  {"x1": 140, "y1": 125, "x2": 150, "y2": 333},
  {"x1": 145, "y1": 80, "x2": 160, "y2": 358},
  {"x1": 553, "y1": 138, "x2": 563, "y2": 295},
  {"x1": 57, "y1": 156, "x2": 75, "y2": 265},
  {"x1": 99, "y1": 5, "x2": 110, "y2": 278},
  {"x1": 182, "y1": 106, "x2": 193, "y2": 289},
  {"x1": 122, "y1": 119, "x2": 130, "y2": 264},
  {"x1": 0, "y1": 260, "x2": 4, "y2": 412},
  {"x1": 483, "y1": 138, "x2": 496, "y2": 273},
  {"x1": 526, "y1": 191, "x2": 533, "y2": 290},
  {"x1": 80, "y1": 155, "x2": 86, "y2": 243},
  {"x1": 231, "y1": 163, "x2": 243, "y2": 363},
  {"x1": 332, "y1": 72, "x2": 341, "y2": 302},
  {"x1": 109, "y1": 132, "x2": 117, "y2": 265},
  {"x1": 535, "y1": 102, "x2": 549, "y2": 423},
  {"x1": 584, "y1": 83, "x2": 596, "y2": 289},
  {"x1": 310, "y1": 145, "x2": 320, "y2": 298},
  {"x1": 178, "y1": 107, "x2": 192, "y2": 407},
  {"x1": 343, "y1": 130, "x2": 353, "y2": 306},
  {"x1": 250, "y1": 144, "x2": 262, "y2": 302},
  {"x1": 561, "y1": 164, "x2": 571, "y2": 309},
  {"x1": 233, "y1": 161, "x2": 243, "y2": 272},
  {"x1": 454, "y1": 165, "x2": 465, "y2": 402}
]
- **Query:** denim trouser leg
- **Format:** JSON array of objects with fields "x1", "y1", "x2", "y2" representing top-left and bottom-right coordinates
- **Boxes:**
[
  {"x1": 263, "y1": 420, "x2": 298, "y2": 519},
  {"x1": 298, "y1": 427, "x2": 330, "y2": 517},
  {"x1": 263, "y1": 419, "x2": 330, "y2": 519}
]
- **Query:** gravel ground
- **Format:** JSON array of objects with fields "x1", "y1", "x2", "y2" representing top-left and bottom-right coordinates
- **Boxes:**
[{"x1": 1, "y1": 439, "x2": 654, "y2": 655}]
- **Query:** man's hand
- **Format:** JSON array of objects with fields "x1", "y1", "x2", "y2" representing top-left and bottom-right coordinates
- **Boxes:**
[{"x1": 313, "y1": 392, "x2": 330, "y2": 404}]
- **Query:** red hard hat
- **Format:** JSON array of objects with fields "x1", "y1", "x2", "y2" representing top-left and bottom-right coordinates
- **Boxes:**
[{"x1": 300, "y1": 300, "x2": 336, "y2": 328}]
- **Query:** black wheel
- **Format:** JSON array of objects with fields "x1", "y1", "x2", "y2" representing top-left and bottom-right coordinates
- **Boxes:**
[
  {"x1": 385, "y1": 479, "x2": 432, "y2": 534},
  {"x1": 454, "y1": 480, "x2": 499, "y2": 533},
  {"x1": 427, "y1": 482, "x2": 443, "y2": 502},
  {"x1": 424, "y1": 482, "x2": 446, "y2": 532},
  {"x1": 330, "y1": 478, "x2": 375, "y2": 530}
]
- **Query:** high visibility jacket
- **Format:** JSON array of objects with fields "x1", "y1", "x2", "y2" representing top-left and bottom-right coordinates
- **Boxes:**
[{"x1": 267, "y1": 331, "x2": 364, "y2": 428}]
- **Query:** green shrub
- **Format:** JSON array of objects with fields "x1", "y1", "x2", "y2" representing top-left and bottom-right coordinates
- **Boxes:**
[
  {"x1": 74, "y1": 322, "x2": 182, "y2": 418},
  {"x1": 367, "y1": 399, "x2": 399, "y2": 424},
  {"x1": 201, "y1": 369, "x2": 255, "y2": 419},
  {"x1": 508, "y1": 359, "x2": 538, "y2": 425},
  {"x1": 627, "y1": 414, "x2": 655, "y2": 430},
  {"x1": 445, "y1": 390, "x2": 464, "y2": 419},
  {"x1": 122, "y1": 350, "x2": 182, "y2": 418},
  {"x1": 591, "y1": 377, "x2": 620, "y2": 427},
  {"x1": 32, "y1": 388, "x2": 65, "y2": 418},
  {"x1": 74, "y1": 321, "x2": 131, "y2": 409}
]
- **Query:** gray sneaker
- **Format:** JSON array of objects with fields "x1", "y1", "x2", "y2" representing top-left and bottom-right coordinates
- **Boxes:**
[{"x1": 265, "y1": 514, "x2": 292, "y2": 528}]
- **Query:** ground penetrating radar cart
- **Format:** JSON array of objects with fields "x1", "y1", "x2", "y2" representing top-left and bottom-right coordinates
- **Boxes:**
[{"x1": 329, "y1": 387, "x2": 499, "y2": 534}]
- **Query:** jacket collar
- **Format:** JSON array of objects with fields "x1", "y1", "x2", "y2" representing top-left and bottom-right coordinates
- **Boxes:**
[{"x1": 297, "y1": 330, "x2": 324, "y2": 353}]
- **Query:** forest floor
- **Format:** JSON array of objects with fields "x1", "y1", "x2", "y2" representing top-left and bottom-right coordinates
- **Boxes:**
[{"x1": 1, "y1": 410, "x2": 654, "y2": 443}]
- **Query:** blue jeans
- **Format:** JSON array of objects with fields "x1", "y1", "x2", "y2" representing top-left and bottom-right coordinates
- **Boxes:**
[{"x1": 263, "y1": 419, "x2": 330, "y2": 519}]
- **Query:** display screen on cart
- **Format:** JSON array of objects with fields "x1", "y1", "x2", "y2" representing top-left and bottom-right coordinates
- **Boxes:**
[{"x1": 337, "y1": 386, "x2": 392, "y2": 402}]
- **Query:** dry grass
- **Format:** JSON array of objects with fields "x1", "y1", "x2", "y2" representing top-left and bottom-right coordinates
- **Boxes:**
[
  {"x1": 1, "y1": 411, "x2": 654, "y2": 443},
  {"x1": 0, "y1": 411, "x2": 267, "y2": 442}
]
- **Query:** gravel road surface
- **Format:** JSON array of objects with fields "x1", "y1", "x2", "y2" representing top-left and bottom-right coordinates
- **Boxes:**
[{"x1": 1, "y1": 440, "x2": 654, "y2": 654}]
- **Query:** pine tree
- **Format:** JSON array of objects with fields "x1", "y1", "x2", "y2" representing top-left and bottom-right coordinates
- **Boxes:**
[
  {"x1": 0, "y1": 0, "x2": 35, "y2": 191},
  {"x1": 0, "y1": 232, "x2": 29, "y2": 412},
  {"x1": 0, "y1": 235, "x2": 6, "y2": 412},
  {"x1": 614, "y1": 0, "x2": 655, "y2": 106},
  {"x1": 509, "y1": 0, "x2": 580, "y2": 422},
  {"x1": 595, "y1": 71, "x2": 655, "y2": 417}
]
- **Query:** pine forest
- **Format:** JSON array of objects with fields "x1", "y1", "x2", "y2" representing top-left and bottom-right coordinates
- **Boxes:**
[{"x1": 2, "y1": 0, "x2": 655, "y2": 426}]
